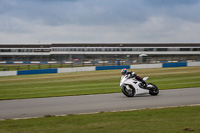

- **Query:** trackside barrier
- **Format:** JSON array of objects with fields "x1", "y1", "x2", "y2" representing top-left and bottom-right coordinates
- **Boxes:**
[
  {"x1": 130, "y1": 64, "x2": 162, "y2": 69},
  {"x1": 17, "y1": 68, "x2": 58, "y2": 75},
  {"x1": 0, "y1": 71, "x2": 17, "y2": 76},
  {"x1": 187, "y1": 62, "x2": 200, "y2": 66},
  {"x1": 96, "y1": 65, "x2": 130, "y2": 70},
  {"x1": 0, "y1": 62, "x2": 199, "y2": 76},
  {"x1": 6, "y1": 61, "x2": 14, "y2": 64},
  {"x1": 162, "y1": 62, "x2": 187, "y2": 68},
  {"x1": 58, "y1": 67, "x2": 95, "y2": 73}
]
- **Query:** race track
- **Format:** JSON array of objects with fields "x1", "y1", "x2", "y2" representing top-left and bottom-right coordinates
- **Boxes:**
[{"x1": 0, "y1": 87, "x2": 200, "y2": 120}]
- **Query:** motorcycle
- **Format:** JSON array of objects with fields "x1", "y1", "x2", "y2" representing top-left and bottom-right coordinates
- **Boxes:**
[{"x1": 120, "y1": 75, "x2": 159, "y2": 97}]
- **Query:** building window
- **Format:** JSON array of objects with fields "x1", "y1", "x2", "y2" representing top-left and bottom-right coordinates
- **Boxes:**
[
  {"x1": 96, "y1": 48, "x2": 101, "y2": 51},
  {"x1": 11, "y1": 49, "x2": 18, "y2": 52},
  {"x1": 105, "y1": 48, "x2": 111, "y2": 51},
  {"x1": 192, "y1": 48, "x2": 200, "y2": 51},
  {"x1": 0, "y1": 49, "x2": 11, "y2": 52},
  {"x1": 127, "y1": 48, "x2": 132, "y2": 51},
  {"x1": 122, "y1": 48, "x2": 127, "y2": 51},
  {"x1": 180, "y1": 48, "x2": 190, "y2": 51},
  {"x1": 168, "y1": 48, "x2": 179, "y2": 51},
  {"x1": 144, "y1": 48, "x2": 154, "y2": 51},
  {"x1": 156, "y1": 48, "x2": 168, "y2": 51},
  {"x1": 113, "y1": 48, "x2": 120, "y2": 51},
  {"x1": 132, "y1": 48, "x2": 144, "y2": 51}
]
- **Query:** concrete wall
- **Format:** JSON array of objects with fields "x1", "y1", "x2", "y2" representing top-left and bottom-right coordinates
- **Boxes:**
[
  {"x1": 58, "y1": 67, "x2": 95, "y2": 73},
  {"x1": 187, "y1": 62, "x2": 200, "y2": 66},
  {"x1": 0, "y1": 71, "x2": 17, "y2": 76},
  {"x1": 130, "y1": 64, "x2": 162, "y2": 69}
]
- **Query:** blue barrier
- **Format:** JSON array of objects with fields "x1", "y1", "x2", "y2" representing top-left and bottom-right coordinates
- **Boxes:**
[
  {"x1": 40, "y1": 61, "x2": 48, "y2": 64},
  {"x1": 6, "y1": 61, "x2": 14, "y2": 64},
  {"x1": 23, "y1": 61, "x2": 31, "y2": 64},
  {"x1": 17, "y1": 68, "x2": 58, "y2": 75},
  {"x1": 125, "y1": 61, "x2": 132, "y2": 63},
  {"x1": 162, "y1": 62, "x2": 187, "y2": 68},
  {"x1": 73, "y1": 61, "x2": 81, "y2": 64},
  {"x1": 108, "y1": 61, "x2": 115, "y2": 63},
  {"x1": 96, "y1": 65, "x2": 130, "y2": 70},
  {"x1": 160, "y1": 61, "x2": 168, "y2": 63},
  {"x1": 57, "y1": 61, "x2": 65, "y2": 64},
  {"x1": 91, "y1": 61, "x2": 99, "y2": 64}
]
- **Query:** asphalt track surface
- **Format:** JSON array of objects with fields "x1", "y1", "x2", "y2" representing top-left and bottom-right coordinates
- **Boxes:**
[{"x1": 0, "y1": 87, "x2": 200, "y2": 120}]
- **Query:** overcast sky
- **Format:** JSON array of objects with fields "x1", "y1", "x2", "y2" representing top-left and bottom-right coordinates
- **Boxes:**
[{"x1": 0, "y1": 0, "x2": 200, "y2": 44}]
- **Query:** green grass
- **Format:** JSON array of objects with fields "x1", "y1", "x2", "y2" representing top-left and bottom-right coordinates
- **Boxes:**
[
  {"x1": 0, "y1": 66, "x2": 200, "y2": 100},
  {"x1": 0, "y1": 106, "x2": 199, "y2": 133}
]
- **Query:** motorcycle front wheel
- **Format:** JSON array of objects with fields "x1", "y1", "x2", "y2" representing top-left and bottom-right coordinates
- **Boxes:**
[
  {"x1": 148, "y1": 83, "x2": 159, "y2": 96},
  {"x1": 122, "y1": 85, "x2": 135, "y2": 97}
]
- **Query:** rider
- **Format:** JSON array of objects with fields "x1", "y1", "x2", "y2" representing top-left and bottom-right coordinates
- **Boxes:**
[{"x1": 121, "y1": 68, "x2": 147, "y2": 89}]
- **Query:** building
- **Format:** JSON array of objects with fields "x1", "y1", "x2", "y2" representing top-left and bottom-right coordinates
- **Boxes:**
[{"x1": 0, "y1": 43, "x2": 199, "y2": 63}]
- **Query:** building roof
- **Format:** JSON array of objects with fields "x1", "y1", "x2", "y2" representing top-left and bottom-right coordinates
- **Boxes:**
[
  {"x1": 0, "y1": 43, "x2": 200, "y2": 48},
  {"x1": 51, "y1": 43, "x2": 200, "y2": 47},
  {"x1": 0, "y1": 44, "x2": 51, "y2": 48}
]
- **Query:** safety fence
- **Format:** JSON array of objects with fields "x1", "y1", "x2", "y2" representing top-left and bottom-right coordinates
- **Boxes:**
[{"x1": 0, "y1": 62, "x2": 199, "y2": 76}]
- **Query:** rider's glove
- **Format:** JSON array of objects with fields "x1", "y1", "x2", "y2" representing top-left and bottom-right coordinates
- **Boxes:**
[{"x1": 132, "y1": 72, "x2": 136, "y2": 77}]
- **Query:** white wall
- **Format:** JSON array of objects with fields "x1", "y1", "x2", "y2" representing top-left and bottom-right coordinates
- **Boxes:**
[
  {"x1": 58, "y1": 66, "x2": 95, "y2": 73},
  {"x1": 187, "y1": 62, "x2": 200, "y2": 66},
  {"x1": 0, "y1": 71, "x2": 17, "y2": 76},
  {"x1": 130, "y1": 63, "x2": 162, "y2": 69}
]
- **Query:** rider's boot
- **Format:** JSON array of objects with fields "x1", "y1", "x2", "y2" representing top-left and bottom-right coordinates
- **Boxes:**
[{"x1": 142, "y1": 81, "x2": 148, "y2": 89}]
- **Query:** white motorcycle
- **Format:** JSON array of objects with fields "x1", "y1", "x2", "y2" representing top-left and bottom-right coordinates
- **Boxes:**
[{"x1": 120, "y1": 75, "x2": 159, "y2": 97}]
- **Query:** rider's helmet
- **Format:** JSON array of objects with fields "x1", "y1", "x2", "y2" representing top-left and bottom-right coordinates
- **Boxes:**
[{"x1": 121, "y1": 68, "x2": 127, "y2": 75}]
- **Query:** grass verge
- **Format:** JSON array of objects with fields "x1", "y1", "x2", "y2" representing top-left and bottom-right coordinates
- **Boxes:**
[
  {"x1": 0, "y1": 66, "x2": 200, "y2": 100},
  {"x1": 0, "y1": 106, "x2": 199, "y2": 133}
]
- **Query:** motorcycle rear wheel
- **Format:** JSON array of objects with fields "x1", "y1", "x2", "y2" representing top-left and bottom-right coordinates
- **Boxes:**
[
  {"x1": 148, "y1": 83, "x2": 159, "y2": 96},
  {"x1": 122, "y1": 85, "x2": 135, "y2": 97}
]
